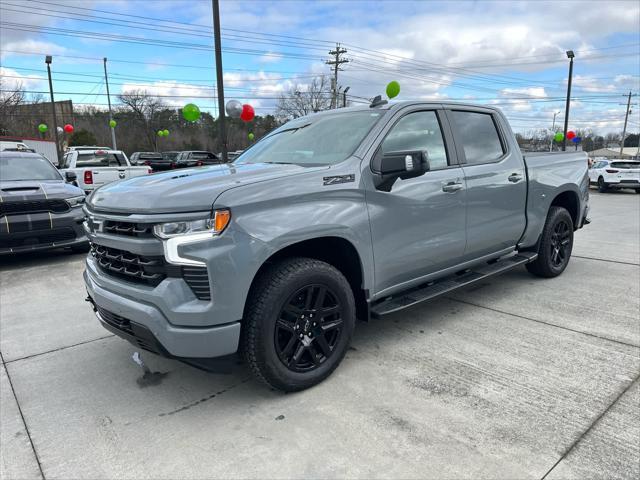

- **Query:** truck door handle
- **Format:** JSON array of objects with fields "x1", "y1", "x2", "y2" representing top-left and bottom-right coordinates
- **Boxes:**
[
  {"x1": 442, "y1": 182, "x2": 463, "y2": 193},
  {"x1": 508, "y1": 173, "x2": 523, "y2": 183}
]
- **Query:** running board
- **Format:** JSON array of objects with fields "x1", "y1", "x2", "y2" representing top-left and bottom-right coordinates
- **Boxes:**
[{"x1": 370, "y1": 252, "x2": 538, "y2": 318}]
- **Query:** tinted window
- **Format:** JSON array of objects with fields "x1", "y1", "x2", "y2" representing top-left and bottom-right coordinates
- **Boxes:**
[
  {"x1": 76, "y1": 153, "x2": 122, "y2": 167},
  {"x1": 451, "y1": 111, "x2": 504, "y2": 164},
  {"x1": 190, "y1": 152, "x2": 217, "y2": 160},
  {"x1": 0, "y1": 155, "x2": 62, "y2": 181},
  {"x1": 381, "y1": 111, "x2": 448, "y2": 169}
]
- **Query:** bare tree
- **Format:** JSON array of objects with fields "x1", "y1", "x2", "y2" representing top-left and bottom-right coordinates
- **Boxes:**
[
  {"x1": 275, "y1": 76, "x2": 332, "y2": 121},
  {"x1": 117, "y1": 89, "x2": 165, "y2": 150},
  {"x1": 0, "y1": 79, "x2": 26, "y2": 135}
]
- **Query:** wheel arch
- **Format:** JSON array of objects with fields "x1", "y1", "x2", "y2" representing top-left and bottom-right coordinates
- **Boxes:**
[
  {"x1": 549, "y1": 189, "x2": 580, "y2": 229},
  {"x1": 245, "y1": 236, "x2": 370, "y2": 322}
]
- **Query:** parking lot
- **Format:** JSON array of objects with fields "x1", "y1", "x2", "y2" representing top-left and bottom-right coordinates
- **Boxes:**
[{"x1": 1, "y1": 190, "x2": 638, "y2": 480}]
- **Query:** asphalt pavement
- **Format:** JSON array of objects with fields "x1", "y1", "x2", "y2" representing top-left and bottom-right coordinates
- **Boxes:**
[{"x1": 1, "y1": 189, "x2": 638, "y2": 480}]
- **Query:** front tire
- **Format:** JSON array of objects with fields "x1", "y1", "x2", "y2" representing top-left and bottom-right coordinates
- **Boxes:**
[
  {"x1": 526, "y1": 206, "x2": 574, "y2": 278},
  {"x1": 597, "y1": 176, "x2": 608, "y2": 193},
  {"x1": 242, "y1": 257, "x2": 355, "y2": 392}
]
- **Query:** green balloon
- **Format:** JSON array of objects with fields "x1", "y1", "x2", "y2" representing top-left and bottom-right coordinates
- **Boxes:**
[
  {"x1": 554, "y1": 132, "x2": 564, "y2": 142},
  {"x1": 109, "y1": 119, "x2": 117, "y2": 128},
  {"x1": 38, "y1": 123, "x2": 48, "y2": 133},
  {"x1": 182, "y1": 103, "x2": 201, "y2": 122},
  {"x1": 248, "y1": 132, "x2": 255, "y2": 141},
  {"x1": 163, "y1": 129, "x2": 169, "y2": 137},
  {"x1": 157, "y1": 130, "x2": 164, "y2": 137},
  {"x1": 386, "y1": 81, "x2": 400, "y2": 99}
]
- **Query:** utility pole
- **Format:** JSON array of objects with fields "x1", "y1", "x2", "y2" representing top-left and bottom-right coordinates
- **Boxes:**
[
  {"x1": 619, "y1": 91, "x2": 634, "y2": 157},
  {"x1": 103, "y1": 58, "x2": 117, "y2": 150},
  {"x1": 45, "y1": 55, "x2": 62, "y2": 164},
  {"x1": 326, "y1": 43, "x2": 348, "y2": 109},
  {"x1": 562, "y1": 50, "x2": 575, "y2": 152},
  {"x1": 212, "y1": 0, "x2": 227, "y2": 162},
  {"x1": 549, "y1": 111, "x2": 560, "y2": 152}
]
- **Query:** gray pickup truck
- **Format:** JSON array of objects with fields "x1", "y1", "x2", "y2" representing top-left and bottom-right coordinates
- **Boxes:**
[{"x1": 83, "y1": 101, "x2": 589, "y2": 391}]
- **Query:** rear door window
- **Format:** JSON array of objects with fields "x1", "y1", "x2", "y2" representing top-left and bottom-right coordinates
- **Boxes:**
[{"x1": 450, "y1": 111, "x2": 505, "y2": 165}]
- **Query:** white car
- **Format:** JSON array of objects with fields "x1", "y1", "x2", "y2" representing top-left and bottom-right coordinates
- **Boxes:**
[
  {"x1": 60, "y1": 149, "x2": 152, "y2": 194},
  {"x1": 589, "y1": 159, "x2": 640, "y2": 193}
]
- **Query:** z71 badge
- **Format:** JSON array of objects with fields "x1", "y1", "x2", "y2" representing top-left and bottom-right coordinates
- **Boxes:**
[{"x1": 323, "y1": 174, "x2": 355, "y2": 186}]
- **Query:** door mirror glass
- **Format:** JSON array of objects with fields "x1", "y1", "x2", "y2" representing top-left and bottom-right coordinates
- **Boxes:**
[{"x1": 372, "y1": 150, "x2": 430, "y2": 191}]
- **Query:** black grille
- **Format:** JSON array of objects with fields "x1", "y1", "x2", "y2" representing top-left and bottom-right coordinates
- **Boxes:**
[
  {"x1": 620, "y1": 180, "x2": 638, "y2": 184},
  {"x1": 96, "y1": 306, "x2": 133, "y2": 335},
  {"x1": 94, "y1": 304, "x2": 163, "y2": 354},
  {"x1": 92, "y1": 243, "x2": 211, "y2": 300},
  {"x1": 0, "y1": 227, "x2": 76, "y2": 248},
  {"x1": 182, "y1": 266, "x2": 211, "y2": 300},
  {"x1": 92, "y1": 244, "x2": 166, "y2": 286},
  {"x1": 0, "y1": 199, "x2": 69, "y2": 216},
  {"x1": 103, "y1": 220, "x2": 153, "y2": 237}
]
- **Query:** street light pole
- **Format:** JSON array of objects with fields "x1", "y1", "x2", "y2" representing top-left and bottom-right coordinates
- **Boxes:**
[
  {"x1": 103, "y1": 58, "x2": 117, "y2": 150},
  {"x1": 211, "y1": 0, "x2": 227, "y2": 163},
  {"x1": 562, "y1": 50, "x2": 575, "y2": 152},
  {"x1": 45, "y1": 55, "x2": 62, "y2": 164},
  {"x1": 550, "y1": 111, "x2": 560, "y2": 152},
  {"x1": 343, "y1": 86, "x2": 350, "y2": 107}
]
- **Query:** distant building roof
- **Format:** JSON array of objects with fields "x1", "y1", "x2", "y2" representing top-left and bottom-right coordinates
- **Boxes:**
[{"x1": 587, "y1": 147, "x2": 640, "y2": 158}]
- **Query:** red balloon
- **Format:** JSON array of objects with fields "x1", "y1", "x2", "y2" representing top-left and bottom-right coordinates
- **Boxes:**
[
  {"x1": 63, "y1": 124, "x2": 74, "y2": 133},
  {"x1": 566, "y1": 130, "x2": 576, "y2": 140},
  {"x1": 240, "y1": 104, "x2": 255, "y2": 122}
]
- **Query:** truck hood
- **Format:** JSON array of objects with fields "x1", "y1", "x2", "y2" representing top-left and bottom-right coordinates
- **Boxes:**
[
  {"x1": 0, "y1": 179, "x2": 83, "y2": 200},
  {"x1": 87, "y1": 162, "x2": 327, "y2": 214}
]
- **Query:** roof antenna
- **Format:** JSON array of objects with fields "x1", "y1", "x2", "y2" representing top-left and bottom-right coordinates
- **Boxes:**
[{"x1": 370, "y1": 95, "x2": 388, "y2": 108}]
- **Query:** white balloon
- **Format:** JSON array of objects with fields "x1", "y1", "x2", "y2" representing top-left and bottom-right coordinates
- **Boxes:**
[
  {"x1": 57, "y1": 126, "x2": 63, "y2": 134},
  {"x1": 225, "y1": 99, "x2": 243, "y2": 119}
]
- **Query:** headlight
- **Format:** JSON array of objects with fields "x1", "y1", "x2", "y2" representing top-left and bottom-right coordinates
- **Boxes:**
[
  {"x1": 153, "y1": 209, "x2": 230, "y2": 239},
  {"x1": 66, "y1": 195, "x2": 85, "y2": 208}
]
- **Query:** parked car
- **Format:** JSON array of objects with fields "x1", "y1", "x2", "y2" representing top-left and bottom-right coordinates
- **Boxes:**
[
  {"x1": 130, "y1": 152, "x2": 174, "y2": 171},
  {"x1": 83, "y1": 101, "x2": 589, "y2": 391},
  {"x1": 175, "y1": 150, "x2": 223, "y2": 168},
  {"x1": 226, "y1": 150, "x2": 244, "y2": 161},
  {"x1": 60, "y1": 149, "x2": 151, "y2": 194},
  {"x1": 588, "y1": 159, "x2": 640, "y2": 193},
  {"x1": 0, "y1": 151, "x2": 88, "y2": 254}
]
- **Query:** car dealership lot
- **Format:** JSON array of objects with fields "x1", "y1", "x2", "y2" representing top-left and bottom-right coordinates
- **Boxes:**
[{"x1": 1, "y1": 190, "x2": 638, "y2": 480}]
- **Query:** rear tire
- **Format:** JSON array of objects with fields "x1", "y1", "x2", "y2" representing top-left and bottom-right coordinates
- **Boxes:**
[
  {"x1": 241, "y1": 257, "x2": 355, "y2": 392},
  {"x1": 635, "y1": 189, "x2": 640, "y2": 194},
  {"x1": 526, "y1": 206, "x2": 574, "y2": 278},
  {"x1": 597, "y1": 176, "x2": 608, "y2": 193}
]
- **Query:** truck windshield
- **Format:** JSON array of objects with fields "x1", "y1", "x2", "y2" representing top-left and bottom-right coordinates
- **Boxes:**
[
  {"x1": 235, "y1": 111, "x2": 384, "y2": 166},
  {"x1": 0, "y1": 155, "x2": 62, "y2": 181}
]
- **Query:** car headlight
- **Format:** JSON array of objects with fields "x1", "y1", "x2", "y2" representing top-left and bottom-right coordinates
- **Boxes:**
[
  {"x1": 66, "y1": 195, "x2": 86, "y2": 208},
  {"x1": 153, "y1": 209, "x2": 230, "y2": 239}
]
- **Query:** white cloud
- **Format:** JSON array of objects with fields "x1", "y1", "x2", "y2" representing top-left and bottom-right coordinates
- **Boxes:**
[
  {"x1": 0, "y1": 67, "x2": 46, "y2": 90},
  {"x1": 258, "y1": 52, "x2": 284, "y2": 63}
]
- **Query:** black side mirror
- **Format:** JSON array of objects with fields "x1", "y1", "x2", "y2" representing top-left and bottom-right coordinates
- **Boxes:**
[
  {"x1": 64, "y1": 171, "x2": 77, "y2": 183},
  {"x1": 372, "y1": 150, "x2": 429, "y2": 191}
]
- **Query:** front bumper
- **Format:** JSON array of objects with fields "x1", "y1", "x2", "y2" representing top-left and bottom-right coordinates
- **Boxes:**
[
  {"x1": 606, "y1": 181, "x2": 640, "y2": 189},
  {"x1": 85, "y1": 267, "x2": 240, "y2": 358},
  {"x1": 0, "y1": 207, "x2": 87, "y2": 255}
]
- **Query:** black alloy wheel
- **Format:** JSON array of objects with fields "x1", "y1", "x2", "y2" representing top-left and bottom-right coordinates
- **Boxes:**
[
  {"x1": 549, "y1": 219, "x2": 571, "y2": 268},
  {"x1": 274, "y1": 284, "x2": 343, "y2": 372}
]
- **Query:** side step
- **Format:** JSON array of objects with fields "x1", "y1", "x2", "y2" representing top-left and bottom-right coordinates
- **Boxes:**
[{"x1": 370, "y1": 252, "x2": 538, "y2": 318}]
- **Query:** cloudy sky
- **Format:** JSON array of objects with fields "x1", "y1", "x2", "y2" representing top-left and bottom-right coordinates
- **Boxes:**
[{"x1": 1, "y1": 0, "x2": 639, "y2": 134}]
